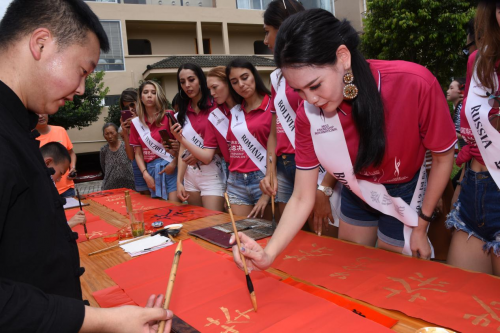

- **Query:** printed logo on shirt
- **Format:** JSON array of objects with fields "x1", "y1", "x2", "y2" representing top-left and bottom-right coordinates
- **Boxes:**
[
  {"x1": 360, "y1": 169, "x2": 383, "y2": 182},
  {"x1": 314, "y1": 124, "x2": 337, "y2": 135},
  {"x1": 394, "y1": 157, "x2": 401, "y2": 177},
  {"x1": 212, "y1": 112, "x2": 226, "y2": 126}
]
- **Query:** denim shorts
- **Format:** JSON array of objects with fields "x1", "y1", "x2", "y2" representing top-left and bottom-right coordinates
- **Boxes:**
[
  {"x1": 446, "y1": 165, "x2": 500, "y2": 256},
  {"x1": 184, "y1": 160, "x2": 225, "y2": 197},
  {"x1": 132, "y1": 160, "x2": 149, "y2": 192},
  {"x1": 227, "y1": 170, "x2": 265, "y2": 205},
  {"x1": 146, "y1": 158, "x2": 177, "y2": 200},
  {"x1": 276, "y1": 154, "x2": 296, "y2": 203},
  {"x1": 340, "y1": 171, "x2": 420, "y2": 248}
]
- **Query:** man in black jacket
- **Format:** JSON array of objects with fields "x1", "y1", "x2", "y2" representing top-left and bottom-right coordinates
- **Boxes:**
[{"x1": 0, "y1": 1, "x2": 172, "y2": 332}]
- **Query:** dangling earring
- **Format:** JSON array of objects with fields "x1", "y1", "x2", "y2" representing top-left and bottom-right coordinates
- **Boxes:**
[
  {"x1": 179, "y1": 89, "x2": 187, "y2": 99},
  {"x1": 343, "y1": 71, "x2": 358, "y2": 100}
]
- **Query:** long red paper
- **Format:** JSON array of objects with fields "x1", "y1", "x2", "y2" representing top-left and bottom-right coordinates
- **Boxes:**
[
  {"x1": 143, "y1": 205, "x2": 223, "y2": 224},
  {"x1": 90, "y1": 192, "x2": 175, "y2": 216},
  {"x1": 272, "y1": 231, "x2": 500, "y2": 333},
  {"x1": 72, "y1": 219, "x2": 119, "y2": 243},
  {"x1": 281, "y1": 278, "x2": 397, "y2": 329},
  {"x1": 104, "y1": 240, "x2": 392, "y2": 332},
  {"x1": 65, "y1": 208, "x2": 119, "y2": 243}
]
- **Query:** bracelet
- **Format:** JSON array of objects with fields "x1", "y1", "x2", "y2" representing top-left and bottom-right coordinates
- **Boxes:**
[
  {"x1": 418, "y1": 208, "x2": 437, "y2": 223},
  {"x1": 142, "y1": 169, "x2": 147, "y2": 174}
]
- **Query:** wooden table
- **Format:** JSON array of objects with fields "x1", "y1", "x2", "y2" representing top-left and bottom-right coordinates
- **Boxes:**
[{"x1": 78, "y1": 199, "x2": 436, "y2": 333}]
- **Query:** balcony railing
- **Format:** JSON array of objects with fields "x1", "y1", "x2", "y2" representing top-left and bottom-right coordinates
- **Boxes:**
[{"x1": 86, "y1": 0, "x2": 215, "y2": 7}]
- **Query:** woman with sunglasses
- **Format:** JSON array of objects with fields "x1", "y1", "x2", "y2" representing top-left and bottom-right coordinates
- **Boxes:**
[
  {"x1": 170, "y1": 66, "x2": 236, "y2": 193},
  {"x1": 129, "y1": 80, "x2": 179, "y2": 201},
  {"x1": 230, "y1": 9, "x2": 456, "y2": 272},
  {"x1": 174, "y1": 63, "x2": 226, "y2": 211},
  {"x1": 446, "y1": 1, "x2": 500, "y2": 276}
]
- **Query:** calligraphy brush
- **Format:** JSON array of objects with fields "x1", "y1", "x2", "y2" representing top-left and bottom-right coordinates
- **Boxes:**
[
  {"x1": 224, "y1": 192, "x2": 258, "y2": 312},
  {"x1": 158, "y1": 240, "x2": 183, "y2": 333},
  {"x1": 269, "y1": 157, "x2": 276, "y2": 230},
  {"x1": 87, "y1": 228, "x2": 179, "y2": 256},
  {"x1": 76, "y1": 188, "x2": 89, "y2": 241}
]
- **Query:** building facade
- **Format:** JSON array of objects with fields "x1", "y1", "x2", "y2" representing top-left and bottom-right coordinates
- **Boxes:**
[{"x1": 70, "y1": 0, "x2": 366, "y2": 153}]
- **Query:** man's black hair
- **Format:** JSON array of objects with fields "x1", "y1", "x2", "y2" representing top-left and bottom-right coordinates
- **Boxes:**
[
  {"x1": 0, "y1": 0, "x2": 109, "y2": 52},
  {"x1": 40, "y1": 142, "x2": 71, "y2": 165}
]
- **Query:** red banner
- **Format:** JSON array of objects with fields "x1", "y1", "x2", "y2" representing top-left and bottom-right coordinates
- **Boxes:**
[
  {"x1": 103, "y1": 240, "x2": 392, "y2": 332},
  {"x1": 272, "y1": 231, "x2": 500, "y2": 333}
]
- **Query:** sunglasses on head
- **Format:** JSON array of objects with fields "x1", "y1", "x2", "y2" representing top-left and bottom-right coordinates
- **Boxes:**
[{"x1": 462, "y1": 41, "x2": 476, "y2": 56}]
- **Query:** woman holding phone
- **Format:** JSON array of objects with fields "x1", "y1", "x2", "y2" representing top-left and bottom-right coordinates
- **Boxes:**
[
  {"x1": 118, "y1": 88, "x2": 150, "y2": 194},
  {"x1": 170, "y1": 66, "x2": 237, "y2": 179},
  {"x1": 231, "y1": 9, "x2": 456, "y2": 271},
  {"x1": 129, "y1": 80, "x2": 180, "y2": 201},
  {"x1": 174, "y1": 63, "x2": 226, "y2": 211}
]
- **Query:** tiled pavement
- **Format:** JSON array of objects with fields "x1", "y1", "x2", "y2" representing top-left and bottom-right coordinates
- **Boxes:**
[{"x1": 75, "y1": 180, "x2": 103, "y2": 195}]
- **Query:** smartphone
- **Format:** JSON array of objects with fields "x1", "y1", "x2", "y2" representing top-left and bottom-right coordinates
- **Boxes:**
[
  {"x1": 159, "y1": 129, "x2": 172, "y2": 148},
  {"x1": 121, "y1": 110, "x2": 133, "y2": 122},
  {"x1": 166, "y1": 112, "x2": 178, "y2": 125}
]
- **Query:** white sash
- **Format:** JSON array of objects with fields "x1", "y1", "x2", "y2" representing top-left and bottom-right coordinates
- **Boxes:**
[
  {"x1": 182, "y1": 113, "x2": 224, "y2": 175},
  {"x1": 304, "y1": 102, "x2": 431, "y2": 257},
  {"x1": 182, "y1": 115, "x2": 204, "y2": 149},
  {"x1": 230, "y1": 105, "x2": 267, "y2": 174},
  {"x1": 271, "y1": 69, "x2": 297, "y2": 148},
  {"x1": 465, "y1": 71, "x2": 500, "y2": 187},
  {"x1": 132, "y1": 117, "x2": 173, "y2": 162},
  {"x1": 208, "y1": 107, "x2": 229, "y2": 140},
  {"x1": 271, "y1": 70, "x2": 337, "y2": 224}
]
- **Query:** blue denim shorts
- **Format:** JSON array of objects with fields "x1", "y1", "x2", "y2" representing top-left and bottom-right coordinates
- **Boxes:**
[
  {"x1": 340, "y1": 171, "x2": 420, "y2": 248},
  {"x1": 446, "y1": 166, "x2": 500, "y2": 256},
  {"x1": 227, "y1": 170, "x2": 265, "y2": 205},
  {"x1": 132, "y1": 159, "x2": 149, "y2": 192},
  {"x1": 146, "y1": 158, "x2": 177, "y2": 200},
  {"x1": 276, "y1": 154, "x2": 296, "y2": 203}
]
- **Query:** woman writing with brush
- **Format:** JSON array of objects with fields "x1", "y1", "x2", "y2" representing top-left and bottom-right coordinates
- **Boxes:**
[{"x1": 231, "y1": 9, "x2": 456, "y2": 270}]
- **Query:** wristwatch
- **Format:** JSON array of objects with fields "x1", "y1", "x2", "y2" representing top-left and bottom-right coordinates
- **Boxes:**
[
  {"x1": 317, "y1": 185, "x2": 333, "y2": 197},
  {"x1": 418, "y1": 208, "x2": 437, "y2": 223}
]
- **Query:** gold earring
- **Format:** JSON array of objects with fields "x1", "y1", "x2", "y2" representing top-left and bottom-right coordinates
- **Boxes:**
[{"x1": 343, "y1": 71, "x2": 358, "y2": 100}]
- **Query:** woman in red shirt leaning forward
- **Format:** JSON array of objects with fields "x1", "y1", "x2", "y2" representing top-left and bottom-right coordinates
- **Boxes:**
[{"x1": 230, "y1": 9, "x2": 456, "y2": 271}]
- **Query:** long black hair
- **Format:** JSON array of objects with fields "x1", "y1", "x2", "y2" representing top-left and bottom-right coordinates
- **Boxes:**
[
  {"x1": 226, "y1": 59, "x2": 271, "y2": 104},
  {"x1": 263, "y1": 0, "x2": 305, "y2": 29},
  {"x1": 275, "y1": 9, "x2": 386, "y2": 174},
  {"x1": 176, "y1": 63, "x2": 211, "y2": 127}
]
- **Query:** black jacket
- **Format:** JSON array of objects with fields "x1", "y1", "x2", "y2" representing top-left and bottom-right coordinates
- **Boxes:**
[{"x1": 0, "y1": 80, "x2": 85, "y2": 332}]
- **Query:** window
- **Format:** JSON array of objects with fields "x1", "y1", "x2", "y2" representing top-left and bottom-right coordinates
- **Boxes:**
[
  {"x1": 254, "y1": 41, "x2": 271, "y2": 55},
  {"x1": 85, "y1": 0, "x2": 119, "y2": 3},
  {"x1": 104, "y1": 95, "x2": 121, "y2": 107},
  {"x1": 195, "y1": 39, "x2": 212, "y2": 54},
  {"x1": 97, "y1": 21, "x2": 125, "y2": 72},
  {"x1": 236, "y1": 0, "x2": 333, "y2": 11},
  {"x1": 236, "y1": 0, "x2": 270, "y2": 10},
  {"x1": 128, "y1": 39, "x2": 152, "y2": 55},
  {"x1": 301, "y1": 0, "x2": 333, "y2": 13}
]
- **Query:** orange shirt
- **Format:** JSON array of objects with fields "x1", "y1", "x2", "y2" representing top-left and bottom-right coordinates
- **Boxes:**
[{"x1": 37, "y1": 126, "x2": 75, "y2": 194}]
